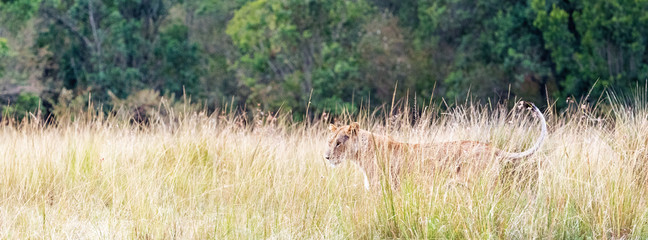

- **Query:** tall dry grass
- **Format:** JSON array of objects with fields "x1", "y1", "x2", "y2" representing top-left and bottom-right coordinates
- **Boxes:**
[{"x1": 1, "y1": 95, "x2": 648, "y2": 239}]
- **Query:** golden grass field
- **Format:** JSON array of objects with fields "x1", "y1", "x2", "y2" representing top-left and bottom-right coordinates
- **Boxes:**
[{"x1": 1, "y1": 96, "x2": 648, "y2": 239}]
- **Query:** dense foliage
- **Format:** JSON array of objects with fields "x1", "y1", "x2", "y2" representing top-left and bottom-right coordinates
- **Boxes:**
[{"x1": 1, "y1": 0, "x2": 647, "y2": 118}]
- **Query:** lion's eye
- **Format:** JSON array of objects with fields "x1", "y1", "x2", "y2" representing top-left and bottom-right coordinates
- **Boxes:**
[{"x1": 336, "y1": 142, "x2": 341, "y2": 147}]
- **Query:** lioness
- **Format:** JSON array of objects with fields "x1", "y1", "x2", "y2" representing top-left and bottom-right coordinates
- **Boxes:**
[{"x1": 324, "y1": 102, "x2": 548, "y2": 189}]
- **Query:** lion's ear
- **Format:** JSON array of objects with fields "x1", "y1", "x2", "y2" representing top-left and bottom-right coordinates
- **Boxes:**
[
  {"x1": 328, "y1": 124, "x2": 337, "y2": 132},
  {"x1": 348, "y1": 122, "x2": 360, "y2": 135}
]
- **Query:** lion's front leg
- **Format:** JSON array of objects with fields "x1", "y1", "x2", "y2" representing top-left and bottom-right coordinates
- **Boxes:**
[
  {"x1": 353, "y1": 159, "x2": 381, "y2": 191},
  {"x1": 353, "y1": 163, "x2": 371, "y2": 191}
]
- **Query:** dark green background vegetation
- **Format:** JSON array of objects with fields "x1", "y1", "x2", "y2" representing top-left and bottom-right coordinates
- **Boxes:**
[{"x1": 0, "y1": 0, "x2": 647, "y2": 119}]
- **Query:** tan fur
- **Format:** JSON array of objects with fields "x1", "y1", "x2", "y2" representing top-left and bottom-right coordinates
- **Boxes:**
[{"x1": 324, "y1": 102, "x2": 547, "y2": 189}]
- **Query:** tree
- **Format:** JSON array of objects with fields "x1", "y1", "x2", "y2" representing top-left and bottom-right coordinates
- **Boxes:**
[
  {"x1": 0, "y1": 0, "x2": 39, "y2": 33},
  {"x1": 36, "y1": 0, "x2": 201, "y2": 106},
  {"x1": 0, "y1": 37, "x2": 7, "y2": 76},
  {"x1": 226, "y1": 0, "x2": 371, "y2": 114},
  {"x1": 407, "y1": 0, "x2": 553, "y2": 103},
  {"x1": 179, "y1": 0, "x2": 249, "y2": 107},
  {"x1": 531, "y1": 0, "x2": 648, "y2": 100}
]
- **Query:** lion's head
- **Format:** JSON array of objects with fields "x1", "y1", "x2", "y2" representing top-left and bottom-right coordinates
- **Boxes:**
[{"x1": 324, "y1": 122, "x2": 361, "y2": 166}]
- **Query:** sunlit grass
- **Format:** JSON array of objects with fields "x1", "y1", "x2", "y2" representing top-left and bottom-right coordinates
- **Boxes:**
[{"x1": 1, "y1": 96, "x2": 648, "y2": 239}]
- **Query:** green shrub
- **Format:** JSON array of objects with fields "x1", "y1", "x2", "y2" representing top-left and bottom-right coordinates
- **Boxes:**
[{"x1": 2, "y1": 92, "x2": 40, "y2": 120}]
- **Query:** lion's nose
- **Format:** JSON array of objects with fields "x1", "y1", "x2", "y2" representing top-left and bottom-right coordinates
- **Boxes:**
[{"x1": 324, "y1": 155, "x2": 330, "y2": 160}]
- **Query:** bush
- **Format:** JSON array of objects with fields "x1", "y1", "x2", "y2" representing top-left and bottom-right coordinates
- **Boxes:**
[{"x1": 2, "y1": 92, "x2": 40, "y2": 120}]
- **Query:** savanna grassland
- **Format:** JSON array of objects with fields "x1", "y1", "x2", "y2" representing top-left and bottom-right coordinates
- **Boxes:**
[{"x1": 1, "y1": 96, "x2": 648, "y2": 239}]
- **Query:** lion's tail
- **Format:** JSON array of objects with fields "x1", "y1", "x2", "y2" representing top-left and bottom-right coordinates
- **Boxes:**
[{"x1": 499, "y1": 102, "x2": 548, "y2": 159}]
